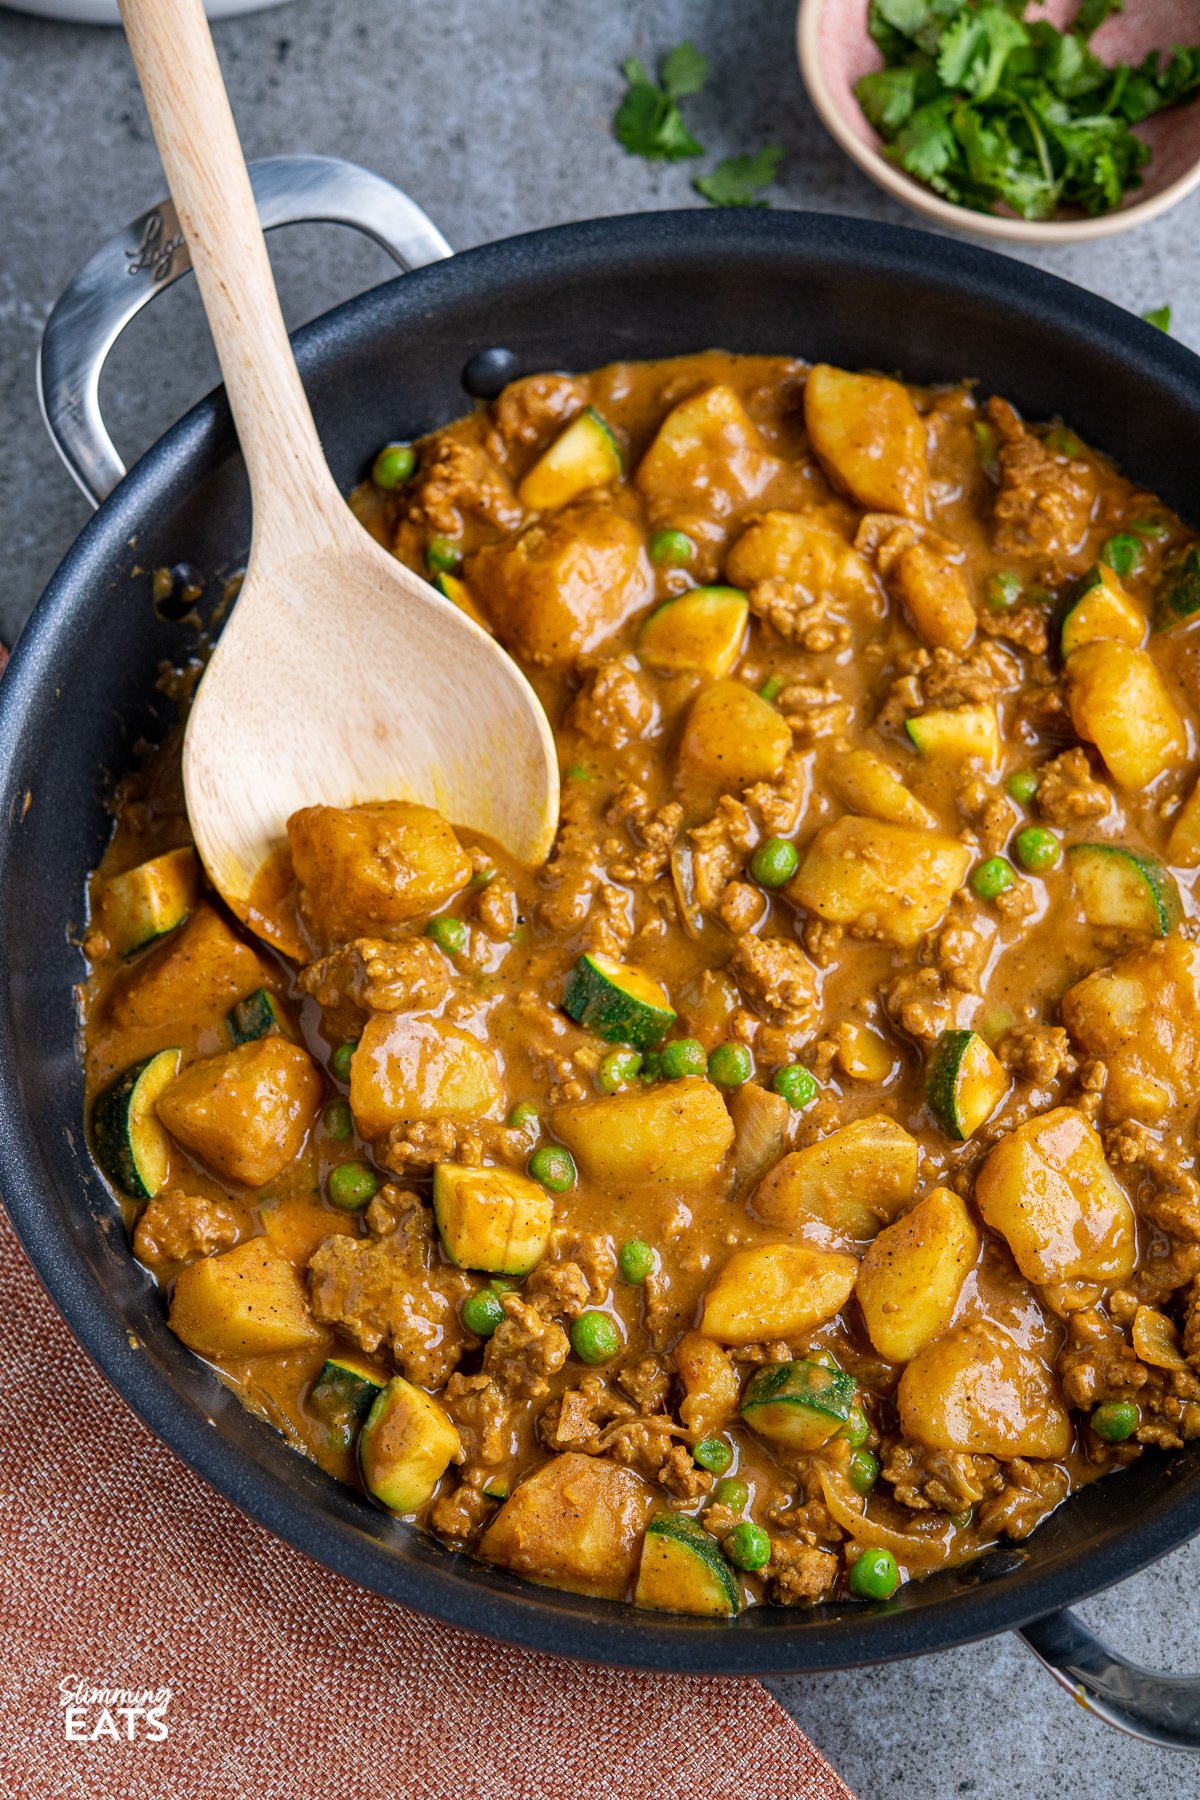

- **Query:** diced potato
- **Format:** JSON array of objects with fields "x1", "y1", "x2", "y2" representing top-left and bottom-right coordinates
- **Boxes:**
[
  {"x1": 158, "y1": 1038, "x2": 322, "y2": 1187},
  {"x1": 677, "y1": 679, "x2": 792, "y2": 788},
  {"x1": 829, "y1": 1020, "x2": 897, "y2": 1084},
  {"x1": 724, "y1": 510, "x2": 879, "y2": 612},
  {"x1": 1167, "y1": 773, "x2": 1200, "y2": 868},
  {"x1": 288, "y1": 801, "x2": 471, "y2": 949},
  {"x1": 168, "y1": 1237, "x2": 324, "y2": 1359},
  {"x1": 674, "y1": 1329, "x2": 741, "y2": 1436},
  {"x1": 892, "y1": 542, "x2": 975, "y2": 651},
  {"x1": 108, "y1": 904, "x2": 265, "y2": 1033},
  {"x1": 828, "y1": 749, "x2": 936, "y2": 829},
  {"x1": 479, "y1": 1453, "x2": 654, "y2": 1598},
  {"x1": 99, "y1": 845, "x2": 199, "y2": 957},
  {"x1": 975, "y1": 1107, "x2": 1136, "y2": 1287},
  {"x1": 898, "y1": 1319, "x2": 1072, "y2": 1459},
  {"x1": 635, "y1": 384, "x2": 780, "y2": 520},
  {"x1": 260, "y1": 1198, "x2": 356, "y2": 1266},
  {"x1": 550, "y1": 1077, "x2": 734, "y2": 1186},
  {"x1": 753, "y1": 1115, "x2": 919, "y2": 1243},
  {"x1": 1061, "y1": 937, "x2": 1200, "y2": 1124},
  {"x1": 804, "y1": 364, "x2": 928, "y2": 518},
  {"x1": 699, "y1": 1243, "x2": 857, "y2": 1344},
  {"x1": 787, "y1": 814, "x2": 970, "y2": 949},
  {"x1": 467, "y1": 502, "x2": 649, "y2": 666},
  {"x1": 1065, "y1": 642, "x2": 1187, "y2": 789},
  {"x1": 350, "y1": 1014, "x2": 504, "y2": 1141},
  {"x1": 855, "y1": 1187, "x2": 979, "y2": 1363}
]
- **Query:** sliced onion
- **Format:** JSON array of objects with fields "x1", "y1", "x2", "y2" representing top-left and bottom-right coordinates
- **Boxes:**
[
  {"x1": 818, "y1": 1468, "x2": 958, "y2": 1575},
  {"x1": 1132, "y1": 1305, "x2": 1187, "y2": 1372}
]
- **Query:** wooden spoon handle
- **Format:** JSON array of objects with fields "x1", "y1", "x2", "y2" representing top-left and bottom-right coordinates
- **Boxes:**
[{"x1": 118, "y1": 0, "x2": 337, "y2": 538}]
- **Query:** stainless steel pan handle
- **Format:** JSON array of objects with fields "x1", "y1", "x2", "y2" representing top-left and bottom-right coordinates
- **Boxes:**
[
  {"x1": 1021, "y1": 1610, "x2": 1200, "y2": 1751},
  {"x1": 37, "y1": 153, "x2": 452, "y2": 509}
]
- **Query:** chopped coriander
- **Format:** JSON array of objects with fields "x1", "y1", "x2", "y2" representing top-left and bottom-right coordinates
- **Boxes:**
[
  {"x1": 1143, "y1": 305, "x2": 1172, "y2": 333},
  {"x1": 759, "y1": 675, "x2": 784, "y2": 702},
  {"x1": 615, "y1": 42, "x2": 708, "y2": 162},
  {"x1": 693, "y1": 145, "x2": 784, "y2": 208},
  {"x1": 855, "y1": 3, "x2": 1200, "y2": 224}
]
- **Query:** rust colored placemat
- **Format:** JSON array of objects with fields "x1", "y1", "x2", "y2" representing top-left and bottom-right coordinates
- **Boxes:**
[{"x1": 0, "y1": 1210, "x2": 854, "y2": 1800}]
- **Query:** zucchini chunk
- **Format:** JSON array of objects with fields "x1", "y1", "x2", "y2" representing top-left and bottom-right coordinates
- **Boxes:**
[
  {"x1": 434, "y1": 570, "x2": 492, "y2": 631},
  {"x1": 925, "y1": 1029, "x2": 1008, "y2": 1140},
  {"x1": 904, "y1": 703, "x2": 1000, "y2": 768},
  {"x1": 1065, "y1": 642, "x2": 1187, "y2": 789},
  {"x1": 740, "y1": 1359, "x2": 857, "y2": 1450},
  {"x1": 1068, "y1": 843, "x2": 1182, "y2": 937},
  {"x1": 677, "y1": 679, "x2": 793, "y2": 788},
  {"x1": 1156, "y1": 548, "x2": 1200, "y2": 630},
  {"x1": 517, "y1": 407, "x2": 622, "y2": 512},
  {"x1": 855, "y1": 1187, "x2": 979, "y2": 1363},
  {"x1": 358, "y1": 1376, "x2": 461, "y2": 1514},
  {"x1": 637, "y1": 587, "x2": 749, "y2": 679},
  {"x1": 1060, "y1": 564, "x2": 1145, "y2": 657},
  {"x1": 311, "y1": 1353, "x2": 387, "y2": 1442},
  {"x1": 168, "y1": 1237, "x2": 324, "y2": 1359},
  {"x1": 699, "y1": 1243, "x2": 857, "y2": 1345},
  {"x1": 550, "y1": 1077, "x2": 734, "y2": 1186},
  {"x1": 92, "y1": 1048, "x2": 181, "y2": 1199},
  {"x1": 432, "y1": 1162, "x2": 553, "y2": 1275},
  {"x1": 788, "y1": 815, "x2": 970, "y2": 949},
  {"x1": 227, "y1": 987, "x2": 288, "y2": 1045},
  {"x1": 99, "y1": 847, "x2": 198, "y2": 958},
  {"x1": 634, "y1": 1512, "x2": 739, "y2": 1616},
  {"x1": 562, "y1": 951, "x2": 675, "y2": 1050}
]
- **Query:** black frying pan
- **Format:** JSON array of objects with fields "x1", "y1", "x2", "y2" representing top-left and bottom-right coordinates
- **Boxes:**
[{"x1": 4, "y1": 156, "x2": 1200, "y2": 1742}]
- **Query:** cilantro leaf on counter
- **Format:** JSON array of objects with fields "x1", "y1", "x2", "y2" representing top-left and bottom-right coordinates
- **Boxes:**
[
  {"x1": 693, "y1": 145, "x2": 784, "y2": 207},
  {"x1": 615, "y1": 42, "x2": 709, "y2": 161},
  {"x1": 1143, "y1": 305, "x2": 1172, "y2": 332},
  {"x1": 854, "y1": 0, "x2": 1200, "y2": 221}
]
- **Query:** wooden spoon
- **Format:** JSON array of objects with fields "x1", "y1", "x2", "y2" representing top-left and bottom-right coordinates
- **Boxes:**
[{"x1": 117, "y1": 0, "x2": 559, "y2": 948}]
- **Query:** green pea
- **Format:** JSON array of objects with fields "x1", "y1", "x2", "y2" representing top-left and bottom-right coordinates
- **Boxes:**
[
  {"x1": 507, "y1": 1101, "x2": 539, "y2": 1131},
  {"x1": 426, "y1": 915, "x2": 467, "y2": 955},
  {"x1": 660, "y1": 1038, "x2": 707, "y2": 1080},
  {"x1": 469, "y1": 865, "x2": 496, "y2": 888},
  {"x1": 759, "y1": 675, "x2": 784, "y2": 702},
  {"x1": 327, "y1": 1159, "x2": 380, "y2": 1212},
  {"x1": 461, "y1": 1288, "x2": 506, "y2": 1338},
  {"x1": 950, "y1": 1508, "x2": 973, "y2": 1529},
  {"x1": 710, "y1": 1476, "x2": 749, "y2": 1512},
  {"x1": 618, "y1": 1238, "x2": 655, "y2": 1284},
  {"x1": 648, "y1": 527, "x2": 694, "y2": 568},
  {"x1": 1014, "y1": 825, "x2": 1060, "y2": 873},
  {"x1": 849, "y1": 1449, "x2": 879, "y2": 1495},
  {"x1": 986, "y1": 570, "x2": 1022, "y2": 610},
  {"x1": 750, "y1": 836, "x2": 799, "y2": 889},
  {"x1": 323, "y1": 1098, "x2": 353, "y2": 1141},
  {"x1": 1102, "y1": 533, "x2": 1143, "y2": 578},
  {"x1": 724, "y1": 1521, "x2": 771, "y2": 1572},
  {"x1": 598, "y1": 1048, "x2": 642, "y2": 1093},
  {"x1": 840, "y1": 1406, "x2": 870, "y2": 1449},
  {"x1": 570, "y1": 1310, "x2": 621, "y2": 1364},
  {"x1": 371, "y1": 442, "x2": 417, "y2": 490},
  {"x1": 970, "y1": 856, "x2": 1016, "y2": 902},
  {"x1": 771, "y1": 1063, "x2": 818, "y2": 1110},
  {"x1": 528, "y1": 1144, "x2": 577, "y2": 1193},
  {"x1": 1130, "y1": 517, "x2": 1169, "y2": 542},
  {"x1": 849, "y1": 1546, "x2": 900, "y2": 1601},
  {"x1": 693, "y1": 1437, "x2": 733, "y2": 1475},
  {"x1": 707, "y1": 1042, "x2": 753, "y2": 1090},
  {"x1": 1006, "y1": 768, "x2": 1039, "y2": 806},
  {"x1": 331, "y1": 1039, "x2": 358, "y2": 1083},
  {"x1": 1092, "y1": 1400, "x2": 1139, "y2": 1443},
  {"x1": 639, "y1": 1050, "x2": 663, "y2": 1084},
  {"x1": 426, "y1": 536, "x2": 462, "y2": 574}
]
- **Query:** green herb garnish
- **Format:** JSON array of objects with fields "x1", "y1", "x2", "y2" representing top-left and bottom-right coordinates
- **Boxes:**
[
  {"x1": 855, "y1": 1, "x2": 1200, "y2": 222},
  {"x1": 693, "y1": 145, "x2": 784, "y2": 207},
  {"x1": 615, "y1": 42, "x2": 709, "y2": 160},
  {"x1": 1143, "y1": 305, "x2": 1172, "y2": 332}
]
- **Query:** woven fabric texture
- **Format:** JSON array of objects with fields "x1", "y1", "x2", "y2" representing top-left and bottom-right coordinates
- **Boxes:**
[{"x1": 0, "y1": 1209, "x2": 854, "y2": 1800}]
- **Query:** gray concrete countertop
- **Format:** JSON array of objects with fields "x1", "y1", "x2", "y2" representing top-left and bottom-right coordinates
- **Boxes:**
[{"x1": 2, "y1": 2, "x2": 1199, "y2": 1793}]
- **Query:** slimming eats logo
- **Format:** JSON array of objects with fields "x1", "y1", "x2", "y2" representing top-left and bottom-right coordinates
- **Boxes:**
[{"x1": 58, "y1": 1677, "x2": 171, "y2": 1743}]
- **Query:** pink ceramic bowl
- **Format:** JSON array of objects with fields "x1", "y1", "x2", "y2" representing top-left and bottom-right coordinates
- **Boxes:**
[{"x1": 797, "y1": 0, "x2": 1200, "y2": 241}]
